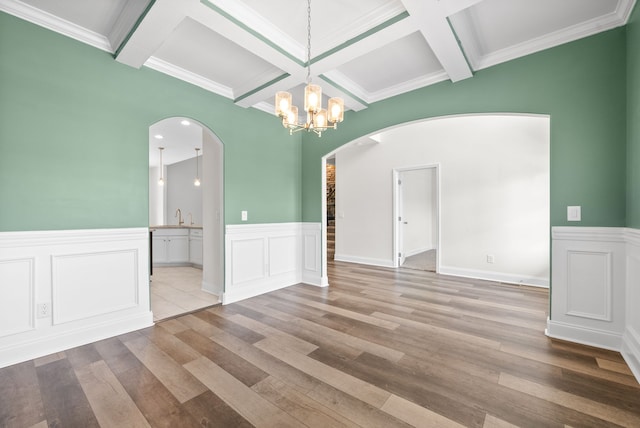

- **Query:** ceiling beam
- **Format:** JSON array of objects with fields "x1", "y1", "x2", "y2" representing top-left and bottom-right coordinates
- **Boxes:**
[
  {"x1": 116, "y1": 0, "x2": 197, "y2": 68},
  {"x1": 400, "y1": 0, "x2": 473, "y2": 82},
  {"x1": 437, "y1": 0, "x2": 485, "y2": 17}
]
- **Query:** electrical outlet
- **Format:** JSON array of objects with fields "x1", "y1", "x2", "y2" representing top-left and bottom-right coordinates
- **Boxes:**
[
  {"x1": 37, "y1": 303, "x2": 50, "y2": 318},
  {"x1": 487, "y1": 255, "x2": 495, "y2": 264}
]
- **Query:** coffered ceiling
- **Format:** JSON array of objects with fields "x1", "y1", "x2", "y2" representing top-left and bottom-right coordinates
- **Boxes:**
[{"x1": 1, "y1": 0, "x2": 636, "y2": 116}]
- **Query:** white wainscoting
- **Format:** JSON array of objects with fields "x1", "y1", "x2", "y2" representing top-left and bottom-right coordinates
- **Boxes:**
[
  {"x1": 223, "y1": 222, "x2": 324, "y2": 304},
  {"x1": 623, "y1": 229, "x2": 640, "y2": 381},
  {"x1": 0, "y1": 228, "x2": 153, "y2": 369},
  {"x1": 547, "y1": 226, "x2": 640, "y2": 383}
]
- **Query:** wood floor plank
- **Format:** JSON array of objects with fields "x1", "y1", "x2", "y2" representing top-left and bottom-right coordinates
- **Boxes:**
[
  {"x1": 74, "y1": 360, "x2": 151, "y2": 428},
  {"x1": 175, "y1": 328, "x2": 269, "y2": 387},
  {"x1": 227, "y1": 313, "x2": 319, "y2": 355},
  {"x1": 182, "y1": 390, "x2": 254, "y2": 428},
  {"x1": 305, "y1": 382, "x2": 412, "y2": 428},
  {"x1": 499, "y1": 372, "x2": 640, "y2": 426},
  {"x1": 254, "y1": 336, "x2": 392, "y2": 408},
  {"x1": 138, "y1": 323, "x2": 202, "y2": 365},
  {"x1": 372, "y1": 310, "x2": 503, "y2": 350},
  {"x1": 124, "y1": 335, "x2": 208, "y2": 403},
  {"x1": 381, "y1": 393, "x2": 466, "y2": 428},
  {"x1": 35, "y1": 358, "x2": 100, "y2": 427},
  {"x1": 251, "y1": 376, "x2": 361, "y2": 428},
  {"x1": 204, "y1": 319, "x2": 321, "y2": 393},
  {"x1": 277, "y1": 292, "x2": 401, "y2": 330},
  {"x1": 0, "y1": 361, "x2": 45, "y2": 428},
  {"x1": 483, "y1": 414, "x2": 520, "y2": 427},
  {"x1": 596, "y1": 357, "x2": 635, "y2": 375},
  {"x1": 238, "y1": 298, "x2": 404, "y2": 362},
  {"x1": 184, "y1": 356, "x2": 303, "y2": 428}
]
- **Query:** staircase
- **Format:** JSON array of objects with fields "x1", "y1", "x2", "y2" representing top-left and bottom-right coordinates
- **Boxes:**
[{"x1": 327, "y1": 220, "x2": 335, "y2": 260}]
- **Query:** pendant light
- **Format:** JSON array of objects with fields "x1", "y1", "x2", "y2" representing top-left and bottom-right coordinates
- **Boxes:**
[
  {"x1": 194, "y1": 147, "x2": 201, "y2": 187},
  {"x1": 158, "y1": 147, "x2": 165, "y2": 186},
  {"x1": 274, "y1": 0, "x2": 344, "y2": 136}
]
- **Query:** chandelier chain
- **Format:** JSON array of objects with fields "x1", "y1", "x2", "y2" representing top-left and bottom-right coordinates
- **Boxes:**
[{"x1": 306, "y1": 0, "x2": 312, "y2": 84}]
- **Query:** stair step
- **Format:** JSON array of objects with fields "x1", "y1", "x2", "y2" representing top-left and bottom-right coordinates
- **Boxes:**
[
  {"x1": 327, "y1": 242, "x2": 335, "y2": 250},
  {"x1": 327, "y1": 226, "x2": 335, "y2": 233},
  {"x1": 328, "y1": 220, "x2": 335, "y2": 227}
]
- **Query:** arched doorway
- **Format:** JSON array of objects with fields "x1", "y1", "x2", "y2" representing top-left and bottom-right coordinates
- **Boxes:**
[{"x1": 148, "y1": 117, "x2": 224, "y2": 320}]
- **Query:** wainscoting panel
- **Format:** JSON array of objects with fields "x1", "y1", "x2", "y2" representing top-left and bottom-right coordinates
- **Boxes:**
[
  {"x1": 566, "y1": 250, "x2": 611, "y2": 321},
  {"x1": 230, "y1": 238, "x2": 265, "y2": 285},
  {"x1": 0, "y1": 228, "x2": 153, "y2": 369},
  {"x1": 52, "y1": 250, "x2": 139, "y2": 325},
  {"x1": 547, "y1": 227, "x2": 626, "y2": 351},
  {"x1": 224, "y1": 223, "x2": 324, "y2": 304},
  {"x1": 269, "y1": 235, "x2": 298, "y2": 276},
  {"x1": 0, "y1": 258, "x2": 34, "y2": 338}
]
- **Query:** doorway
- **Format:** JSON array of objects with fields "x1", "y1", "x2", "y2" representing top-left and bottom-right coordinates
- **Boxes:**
[
  {"x1": 148, "y1": 117, "x2": 224, "y2": 321},
  {"x1": 394, "y1": 165, "x2": 439, "y2": 272}
]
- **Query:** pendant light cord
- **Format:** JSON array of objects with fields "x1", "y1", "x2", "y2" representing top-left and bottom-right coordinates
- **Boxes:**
[{"x1": 306, "y1": 0, "x2": 312, "y2": 84}]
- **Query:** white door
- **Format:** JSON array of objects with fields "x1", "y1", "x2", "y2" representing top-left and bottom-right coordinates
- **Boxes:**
[{"x1": 394, "y1": 166, "x2": 439, "y2": 270}]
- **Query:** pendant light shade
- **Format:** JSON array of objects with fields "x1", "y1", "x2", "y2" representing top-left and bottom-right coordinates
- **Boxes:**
[{"x1": 158, "y1": 147, "x2": 165, "y2": 186}]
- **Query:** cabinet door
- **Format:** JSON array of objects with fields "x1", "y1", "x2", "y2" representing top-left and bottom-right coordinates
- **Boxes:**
[
  {"x1": 190, "y1": 237, "x2": 203, "y2": 265},
  {"x1": 168, "y1": 236, "x2": 189, "y2": 263},
  {"x1": 152, "y1": 236, "x2": 168, "y2": 264}
]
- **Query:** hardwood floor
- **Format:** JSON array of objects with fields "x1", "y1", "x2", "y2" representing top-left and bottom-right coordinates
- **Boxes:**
[{"x1": 2, "y1": 261, "x2": 639, "y2": 427}]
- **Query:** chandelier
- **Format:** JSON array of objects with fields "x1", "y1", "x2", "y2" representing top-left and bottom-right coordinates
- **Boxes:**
[{"x1": 274, "y1": 0, "x2": 344, "y2": 136}]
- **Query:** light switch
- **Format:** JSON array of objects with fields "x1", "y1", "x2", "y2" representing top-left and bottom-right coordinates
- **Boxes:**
[
  {"x1": 567, "y1": 206, "x2": 581, "y2": 222},
  {"x1": 241, "y1": 210, "x2": 248, "y2": 221}
]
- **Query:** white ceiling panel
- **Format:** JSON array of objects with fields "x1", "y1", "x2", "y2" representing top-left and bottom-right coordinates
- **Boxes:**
[
  {"x1": 337, "y1": 31, "x2": 443, "y2": 94},
  {"x1": 153, "y1": 17, "x2": 284, "y2": 97}
]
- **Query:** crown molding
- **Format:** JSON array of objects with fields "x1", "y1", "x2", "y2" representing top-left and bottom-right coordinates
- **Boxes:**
[
  {"x1": 144, "y1": 56, "x2": 234, "y2": 99},
  {"x1": 474, "y1": 8, "x2": 632, "y2": 71},
  {"x1": 0, "y1": 0, "x2": 113, "y2": 52}
]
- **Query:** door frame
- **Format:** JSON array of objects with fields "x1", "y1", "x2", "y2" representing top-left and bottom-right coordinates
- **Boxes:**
[{"x1": 392, "y1": 164, "x2": 441, "y2": 271}]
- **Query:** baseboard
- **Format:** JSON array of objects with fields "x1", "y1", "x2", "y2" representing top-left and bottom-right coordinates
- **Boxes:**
[
  {"x1": 439, "y1": 266, "x2": 549, "y2": 288},
  {"x1": 545, "y1": 319, "x2": 622, "y2": 351},
  {"x1": 222, "y1": 275, "x2": 299, "y2": 305},
  {"x1": 0, "y1": 311, "x2": 153, "y2": 369},
  {"x1": 334, "y1": 254, "x2": 395, "y2": 268},
  {"x1": 302, "y1": 271, "x2": 328, "y2": 287},
  {"x1": 622, "y1": 327, "x2": 640, "y2": 381}
]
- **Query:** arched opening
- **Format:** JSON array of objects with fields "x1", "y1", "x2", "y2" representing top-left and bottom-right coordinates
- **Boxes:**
[
  {"x1": 148, "y1": 117, "x2": 224, "y2": 321},
  {"x1": 321, "y1": 113, "x2": 550, "y2": 288}
]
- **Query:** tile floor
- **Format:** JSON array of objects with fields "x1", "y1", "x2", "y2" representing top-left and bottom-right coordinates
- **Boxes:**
[{"x1": 150, "y1": 266, "x2": 220, "y2": 321}]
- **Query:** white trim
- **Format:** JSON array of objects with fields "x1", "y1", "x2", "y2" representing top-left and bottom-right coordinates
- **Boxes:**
[
  {"x1": 552, "y1": 226, "x2": 627, "y2": 242},
  {"x1": 473, "y1": 7, "x2": 632, "y2": 72},
  {"x1": 0, "y1": 228, "x2": 153, "y2": 369},
  {"x1": 223, "y1": 222, "x2": 323, "y2": 304},
  {"x1": 0, "y1": 311, "x2": 152, "y2": 369},
  {"x1": 545, "y1": 318, "x2": 622, "y2": 352},
  {"x1": 0, "y1": 0, "x2": 113, "y2": 52},
  {"x1": 622, "y1": 326, "x2": 640, "y2": 381},
  {"x1": 549, "y1": 226, "x2": 640, "y2": 383},
  {"x1": 439, "y1": 265, "x2": 549, "y2": 288},
  {"x1": 333, "y1": 254, "x2": 396, "y2": 268},
  {"x1": 144, "y1": 57, "x2": 235, "y2": 99}
]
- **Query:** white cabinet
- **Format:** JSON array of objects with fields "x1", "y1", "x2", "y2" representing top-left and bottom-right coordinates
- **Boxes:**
[
  {"x1": 189, "y1": 228, "x2": 203, "y2": 267},
  {"x1": 152, "y1": 228, "x2": 189, "y2": 266}
]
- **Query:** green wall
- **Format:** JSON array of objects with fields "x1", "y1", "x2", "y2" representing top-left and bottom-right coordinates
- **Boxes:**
[
  {"x1": 628, "y1": 5, "x2": 640, "y2": 227},
  {"x1": 301, "y1": 28, "x2": 628, "y2": 228},
  {"x1": 0, "y1": 12, "x2": 302, "y2": 231}
]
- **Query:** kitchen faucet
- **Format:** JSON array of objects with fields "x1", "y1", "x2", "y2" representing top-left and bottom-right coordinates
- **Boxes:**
[{"x1": 175, "y1": 208, "x2": 184, "y2": 226}]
